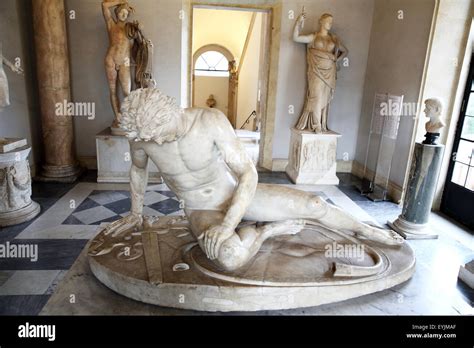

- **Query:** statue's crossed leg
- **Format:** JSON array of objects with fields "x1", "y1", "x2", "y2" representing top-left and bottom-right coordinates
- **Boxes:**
[{"x1": 188, "y1": 184, "x2": 404, "y2": 271}]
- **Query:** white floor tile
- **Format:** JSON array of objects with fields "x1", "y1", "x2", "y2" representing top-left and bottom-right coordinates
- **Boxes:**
[{"x1": 0, "y1": 270, "x2": 61, "y2": 295}]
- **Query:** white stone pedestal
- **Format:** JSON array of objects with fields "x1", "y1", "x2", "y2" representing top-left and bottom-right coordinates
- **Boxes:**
[
  {"x1": 458, "y1": 260, "x2": 474, "y2": 289},
  {"x1": 0, "y1": 139, "x2": 40, "y2": 227},
  {"x1": 286, "y1": 128, "x2": 340, "y2": 185},
  {"x1": 96, "y1": 128, "x2": 162, "y2": 183}
]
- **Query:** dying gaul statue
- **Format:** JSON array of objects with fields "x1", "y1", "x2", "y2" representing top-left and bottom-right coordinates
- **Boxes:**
[{"x1": 108, "y1": 88, "x2": 403, "y2": 271}]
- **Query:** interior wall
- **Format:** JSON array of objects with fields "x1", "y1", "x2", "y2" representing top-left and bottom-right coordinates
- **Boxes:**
[
  {"x1": 193, "y1": 76, "x2": 229, "y2": 113},
  {"x1": 272, "y1": 0, "x2": 375, "y2": 163},
  {"x1": 236, "y1": 12, "x2": 262, "y2": 131},
  {"x1": 65, "y1": 0, "x2": 182, "y2": 158},
  {"x1": 354, "y1": 0, "x2": 436, "y2": 188},
  {"x1": 0, "y1": 0, "x2": 41, "y2": 167}
]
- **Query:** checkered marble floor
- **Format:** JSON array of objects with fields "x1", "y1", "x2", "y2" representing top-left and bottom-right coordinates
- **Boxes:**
[
  {"x1": 62, "y1": 189, "x2": 183, "y2": 226},
  {"x1": 0, "y1": 176, "x2": 378, "y2": 314},
  {"x1": 1, "y1": 173, "x2": 472, "y2": 315}
]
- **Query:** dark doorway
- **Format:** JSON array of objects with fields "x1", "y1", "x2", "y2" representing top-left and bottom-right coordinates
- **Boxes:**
[{"x1": 441, "y1": 54, "x2": 474, "y2": 231}]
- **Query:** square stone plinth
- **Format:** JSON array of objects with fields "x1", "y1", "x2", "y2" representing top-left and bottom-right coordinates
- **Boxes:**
[
  {"x1": 96, "y1": 128, "x2": 162, "y2": 183},
  {"x1": 286, "y1": 128, "x2": 341, "y2": 185}
]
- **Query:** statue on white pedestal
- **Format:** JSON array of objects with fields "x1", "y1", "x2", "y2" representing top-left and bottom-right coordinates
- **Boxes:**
[
  {"x1": 102, "y1": 0, "x2": 154, "y2": 134},
  {"x1": 293, "y1": 11, "x2": 348, "y2": 133},
  {"x1": 106, "y1": 88, "x2": 403, "y2": 272}
]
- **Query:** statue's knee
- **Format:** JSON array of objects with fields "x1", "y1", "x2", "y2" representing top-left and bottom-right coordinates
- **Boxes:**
[
  {"x1": 307, "y1": 196, "x2": 327, "y2": 218},
  {"x1": 216, "y1": 239, "x2": 247, "y2": 272}
]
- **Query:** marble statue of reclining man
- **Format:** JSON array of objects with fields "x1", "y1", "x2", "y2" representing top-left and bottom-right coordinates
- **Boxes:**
[{"x1": 109, "y1": 88, "x2": 404, "y2": 272}]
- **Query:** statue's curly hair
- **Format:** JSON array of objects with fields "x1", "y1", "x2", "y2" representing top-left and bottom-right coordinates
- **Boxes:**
[
  {"x1": 114, "y1": 2, "x2": 134, "y2": 18},
  {"x1": 119, "y1": 88, "x2": 182, "y2": 142}
]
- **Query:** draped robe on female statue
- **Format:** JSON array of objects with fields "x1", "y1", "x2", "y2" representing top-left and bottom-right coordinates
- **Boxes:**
[{"x1": 295, "y1": 34, "x2": 341, "y2": 132}]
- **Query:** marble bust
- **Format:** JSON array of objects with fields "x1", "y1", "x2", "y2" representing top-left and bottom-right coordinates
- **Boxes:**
[
  {"x1": 107, "y1": 88, "x2": 403, "y2": 272},
  {"x1": 422, "y1": 98, "x2": 445, "y2": 145},
  {"x1": 293, "y1": 11, "x2": 348, "y2": 133}
]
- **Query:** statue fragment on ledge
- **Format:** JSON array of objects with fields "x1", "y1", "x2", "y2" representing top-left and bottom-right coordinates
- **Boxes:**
[
  {"x1": 0, "y1": 43, "x2": 24, "y2": 112},
  {"x1": 422, "y1": 98, "x2": 445, "y2": 145},
  {"x1": 107, "y1": 87, "x2": 403, "y2": 272},
  {"x1": 293, "y1": 9, "x2": 348, "y2": 134},
  {"x1": 102, "y1": 0, "x2": 155, "y2": 135}
]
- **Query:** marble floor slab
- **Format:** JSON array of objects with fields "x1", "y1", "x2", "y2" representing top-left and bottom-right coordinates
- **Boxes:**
[
  {"x1": 1, "y1": 172, "x2": 472, "y2": 315},
  {"x1": 0, "y1": 270, "x2": 61, "y2": 295}
]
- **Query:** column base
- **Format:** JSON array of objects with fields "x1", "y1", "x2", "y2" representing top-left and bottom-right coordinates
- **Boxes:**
[
  {"x1": 388, "y1": 217, "x2": 438, "y2": 240},
  {"x1": 35, "y1": 163, "x2": 84, "y2": 183},
  {"x1": 0, "y1": 201, "x2": 40, "y2": 227}
]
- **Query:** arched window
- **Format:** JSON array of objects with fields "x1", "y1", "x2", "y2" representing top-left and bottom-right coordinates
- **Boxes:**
[{"x1": 194, "y1": 51, "x2": 229, "y2": 77}]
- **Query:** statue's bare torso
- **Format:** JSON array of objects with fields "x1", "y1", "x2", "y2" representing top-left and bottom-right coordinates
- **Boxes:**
[{"x1": 132, "y1": 108, "x2": 238, "y2": 212}]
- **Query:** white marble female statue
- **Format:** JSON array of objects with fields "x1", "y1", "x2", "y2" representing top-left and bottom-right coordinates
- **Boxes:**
[
  {"x1": 293, "y1": 12, "x2": 348, "y2": 133},
  {"x1": 106, "y1": 88, "x2": 403, "y2": 272},
  {"x1": 0, "y1": 43, "x2": 24, "y2": 110}
]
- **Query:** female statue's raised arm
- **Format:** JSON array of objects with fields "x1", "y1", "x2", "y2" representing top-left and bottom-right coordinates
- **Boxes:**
[{"x1": 293, "y1": 13, "x2": 315, "y2": 44}]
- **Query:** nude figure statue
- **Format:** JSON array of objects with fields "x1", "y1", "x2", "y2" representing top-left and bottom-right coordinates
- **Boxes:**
[
  {"x1": 108, "y1": 88, "x2": 403, "y2": 272},
  {"x1": 102, "y1": 0, "x2": 154, "y2": 134},
  {"x1": 293, "y1": 11, "x2": 348, "y2": 133}
]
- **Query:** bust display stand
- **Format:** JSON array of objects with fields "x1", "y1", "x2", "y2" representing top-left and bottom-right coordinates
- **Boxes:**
[
  {"x1": 96, "y1": 128, "x2": 162, "y2": 183},
  {"x1": 286, "y1": 128, "x2": 341, "y2": 185},
  {"x1": 389, "y1": 142, "x2": 445, "y2": 239}
]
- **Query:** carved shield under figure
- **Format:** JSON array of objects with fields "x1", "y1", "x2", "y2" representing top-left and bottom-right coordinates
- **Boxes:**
[{"x1": 88, "y1": 216, "x2": 415, "y2": 312}]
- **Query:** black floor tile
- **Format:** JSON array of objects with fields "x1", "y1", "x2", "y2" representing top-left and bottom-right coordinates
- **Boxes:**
[
  {"x1": 338, "y1": 185, "x2": 370, "y2": 202},
  {"x1": 104, "y1": 198, "x2": 132, "y2": 215},
  {"x1": 0, "y1": 295, "x2": 50, "y2": 315},
  {"x1": 149, "y1": 198, "x2": 181, "y2": 215},
  {"x1": 0, "y1": 239, "x2": 88, "y2": 270},
  {"x1": 258, "y1": 172, "x2": 292, "y2": 184}
]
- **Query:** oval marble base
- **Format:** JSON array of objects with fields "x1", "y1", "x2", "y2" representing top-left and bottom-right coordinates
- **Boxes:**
[
  {"x1": 0, "y1": 201, "x2": 40, "y2": 227},
  {"x1": 88, "y1": 216, "x2": 416, "y2": 312}
]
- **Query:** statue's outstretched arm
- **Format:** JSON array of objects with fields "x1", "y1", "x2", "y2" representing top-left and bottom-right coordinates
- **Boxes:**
[
  {"x1": 129, "y1": 143, "x2": 149, "y2": 217},
  {"x1": 99, "y1": 141, "x2": 146, "y2": 237},
  {"x1": 2, "y1": 56, "x2": 23, "y2": 75}
]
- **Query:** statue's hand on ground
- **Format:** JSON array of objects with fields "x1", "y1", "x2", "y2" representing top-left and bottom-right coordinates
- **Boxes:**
[
  {"x1": 198, "y1": 224, "x2": 234, "y2": 260},
  {"x1": 104, "y1": 213, "x2": 143, "y2": 237}
]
